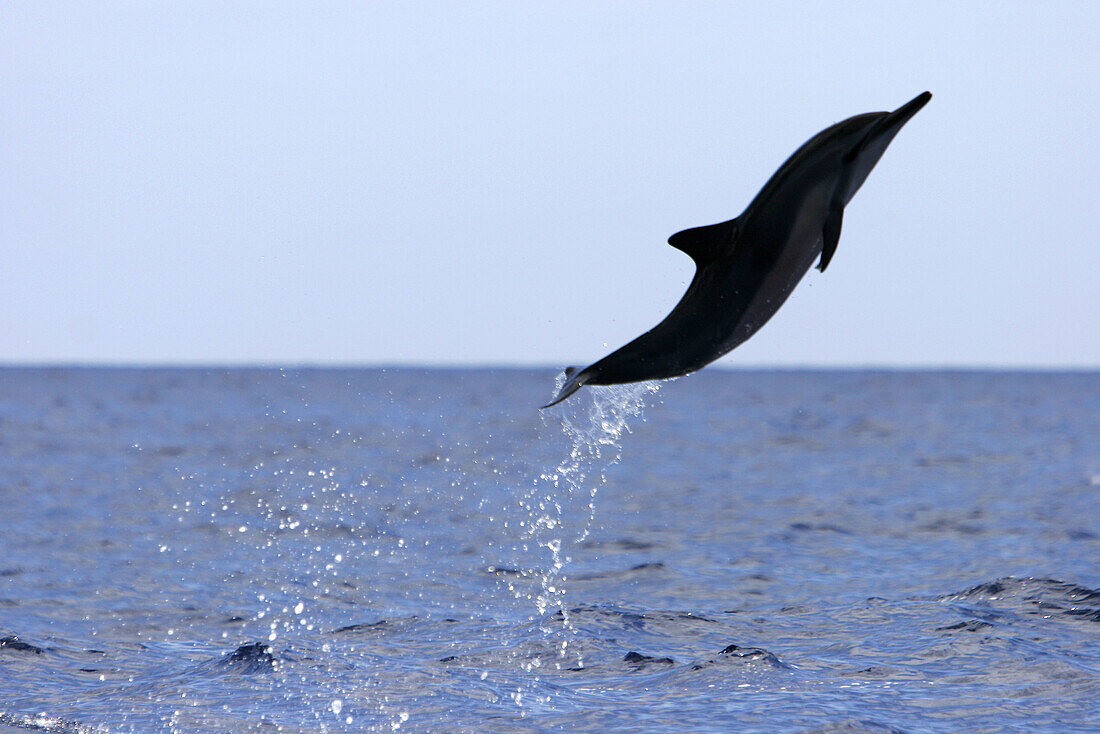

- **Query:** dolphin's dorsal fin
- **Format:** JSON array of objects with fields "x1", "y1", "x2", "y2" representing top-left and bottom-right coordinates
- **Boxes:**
[{"x1": 667, "y1": 217, "x2": 737, "y2": 266}]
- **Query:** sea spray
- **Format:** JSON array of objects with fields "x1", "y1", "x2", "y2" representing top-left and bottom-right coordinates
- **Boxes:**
[
  {"x1": 515, "y1": 377, "x2": 661, "y2": 660},
  {"x1": 179, "y1": 371, "x2": 663, "y2": 720}
]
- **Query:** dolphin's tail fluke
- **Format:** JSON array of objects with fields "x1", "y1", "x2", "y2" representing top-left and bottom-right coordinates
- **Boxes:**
[{"x1": 541, "y1": 366, "x2": 588, "y2": 409}]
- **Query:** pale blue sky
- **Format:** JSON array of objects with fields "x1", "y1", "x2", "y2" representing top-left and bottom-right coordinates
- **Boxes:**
[{"x1": 4, "y1": 2, "x2": 1098, "y2": 367}]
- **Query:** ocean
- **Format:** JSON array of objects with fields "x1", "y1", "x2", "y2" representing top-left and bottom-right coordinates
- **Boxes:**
[{"x1": 0, "y1": 367, "x2": 1097, "y2": 732}]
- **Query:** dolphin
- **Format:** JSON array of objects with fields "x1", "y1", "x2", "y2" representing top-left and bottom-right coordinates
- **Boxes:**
[{"x1": 542, "y1": 91, "x2": 931, "y2": 408}]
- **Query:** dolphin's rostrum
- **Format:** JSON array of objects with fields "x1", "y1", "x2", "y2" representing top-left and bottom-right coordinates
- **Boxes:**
[{"x1": 543, "y1": 91, "x2": 931, "y2": 408}]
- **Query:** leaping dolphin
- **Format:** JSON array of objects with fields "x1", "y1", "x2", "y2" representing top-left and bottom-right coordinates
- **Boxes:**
[{"x1": 542, "y1": 91, "x2": 931, "y2": 408}]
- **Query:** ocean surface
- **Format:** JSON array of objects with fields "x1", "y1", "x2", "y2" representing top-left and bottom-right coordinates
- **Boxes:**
[{"x1": 0, "y1": 367, "x2": 1097, "y2": 733}]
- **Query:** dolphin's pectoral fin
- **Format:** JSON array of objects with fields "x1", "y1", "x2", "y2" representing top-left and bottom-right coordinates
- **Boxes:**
[
  {"x1": 818, "y1": 208, "x2": 843, "y2": 272},
  {"x1": 667, "y1": 218, "x2": 737, "y2": 266}
]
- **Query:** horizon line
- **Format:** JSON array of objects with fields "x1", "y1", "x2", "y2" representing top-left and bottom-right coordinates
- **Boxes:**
[{"x1": 1, "y1": 361, "x2": 1097, "y2": 373}]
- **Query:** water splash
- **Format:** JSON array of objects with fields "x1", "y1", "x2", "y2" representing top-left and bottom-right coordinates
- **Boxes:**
[
  {"x1": 515, "y1": 377, "x2": 661, "y2": 658},
  {"x1": 554, "y1": 379, "x2": 663, "y2": 541}
]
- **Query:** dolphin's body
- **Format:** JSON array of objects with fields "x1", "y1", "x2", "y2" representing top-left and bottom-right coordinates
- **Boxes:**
[{"x1": 543, "y1": 92, "x2": 931, "y2": 408}]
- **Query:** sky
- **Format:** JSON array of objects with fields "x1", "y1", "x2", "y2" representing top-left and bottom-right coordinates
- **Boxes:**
[{"x1": 3, "y1": 2, "x2": 1098, "y2": 368}]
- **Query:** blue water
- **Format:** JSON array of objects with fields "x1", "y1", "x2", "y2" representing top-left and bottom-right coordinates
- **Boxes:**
[{"x1": 0, "y1": 368, "x2": 1097, "y2": 732}]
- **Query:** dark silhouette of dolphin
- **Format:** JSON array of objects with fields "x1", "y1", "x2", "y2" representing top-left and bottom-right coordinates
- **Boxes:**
[{"x1": 543, "y1": 91, "x2": 931, "y2": 408}]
